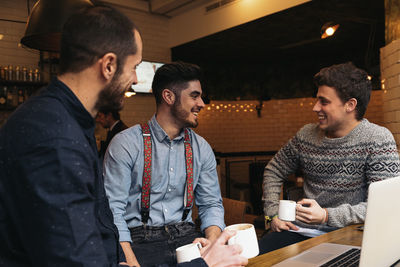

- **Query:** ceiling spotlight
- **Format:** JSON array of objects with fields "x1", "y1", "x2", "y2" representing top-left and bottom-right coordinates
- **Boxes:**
[
  {"x1": 321, "y1": 22, "x2": 340, "y2": 39},
  {"x1": 125, "y1": 86, "x2": 136, "y2": 98}
]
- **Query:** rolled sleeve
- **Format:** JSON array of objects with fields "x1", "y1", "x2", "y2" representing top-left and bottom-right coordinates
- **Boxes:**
[
  {"x1": 104, "y1": 130, "x2": 138, "y2": 242},
  {"x1": 195, "y1": 141, "x2": 225, "y2": 232}
]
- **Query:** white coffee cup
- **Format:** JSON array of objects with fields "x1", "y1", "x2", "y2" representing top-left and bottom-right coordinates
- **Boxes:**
[
  {"x1": 176, "y1": 242, "x2": 202, "y2": 263},
  {"x1": 278, "y1": 200, "x2": 297, "y2": 221},
  {"x1": 225, "y1": 223, "x2": 259, "y2": 259}
]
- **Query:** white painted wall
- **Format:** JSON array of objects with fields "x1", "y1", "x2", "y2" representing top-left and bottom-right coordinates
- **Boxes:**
[{"x1": 0, "y1": 0, "x2": 39, "y2": 69}]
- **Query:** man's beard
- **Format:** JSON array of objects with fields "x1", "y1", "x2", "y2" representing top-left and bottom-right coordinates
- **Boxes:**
[
  {"x1": 95, "y1": 74, "x2": 129, "y2": 112},
  {"x1": 171, "y1": 99, "x2": 198, "y2": 128}
]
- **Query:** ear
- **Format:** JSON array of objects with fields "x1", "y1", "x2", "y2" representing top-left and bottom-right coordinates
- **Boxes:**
[
  {"x1": 162, "y1": 89, "x2": 176, "y2": 105},
  {"x1": 99, "y1": 52, "x2": 117, "y2": 81},
  {"x1": 345, "y1": 98, "x2": 357, "y2": 113}
]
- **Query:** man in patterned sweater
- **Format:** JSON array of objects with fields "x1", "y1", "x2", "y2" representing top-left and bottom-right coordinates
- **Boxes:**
[{"x1": 258, "y1": 62, "x2": 400, "y2": 254}]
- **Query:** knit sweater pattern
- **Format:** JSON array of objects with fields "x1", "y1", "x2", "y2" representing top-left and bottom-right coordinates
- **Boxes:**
[{"x1": 263, "y1": 119, "x2": 400, "y2": 231}]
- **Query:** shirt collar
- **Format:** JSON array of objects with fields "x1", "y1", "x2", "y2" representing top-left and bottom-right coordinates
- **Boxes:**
[
  {"x1": 109, "y1": 120, "x2": 120, "y2": 131},
  {"x1": 149, "y1": 115, "x2": 185, "y2": 143},
  {"x1": 51, "y1": 77, "x2": 95, "y2": 136}
]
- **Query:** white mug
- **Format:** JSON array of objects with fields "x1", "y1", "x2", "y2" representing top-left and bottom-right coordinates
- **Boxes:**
[
  {"x1": 278, "y1": 200, "x2": 297, "y2": 221},
  {"x1": 225, "y1": 223, "x2": 259, "y2": 258},
  {"x1": 176, "y1": 242, "x2": 202, "y2": 263}
]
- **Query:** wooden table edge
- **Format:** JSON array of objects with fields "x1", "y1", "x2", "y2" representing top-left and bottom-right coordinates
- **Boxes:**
[{"x1": 248, "y1": 224, "x2": 364, "y2": 267}]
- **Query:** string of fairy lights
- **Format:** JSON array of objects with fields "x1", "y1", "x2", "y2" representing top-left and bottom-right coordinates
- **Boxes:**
[
  {"x1": 205, "y1": 103, "x2": 257, "y2": 113},
  {"x1": 203, "y1": 101, "x2": 316, "y2": 113}
]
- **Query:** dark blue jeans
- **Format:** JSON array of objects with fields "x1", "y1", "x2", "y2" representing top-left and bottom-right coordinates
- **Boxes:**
[{"x1": 130, "y1": 222, "x2": 202, "y2": 267}]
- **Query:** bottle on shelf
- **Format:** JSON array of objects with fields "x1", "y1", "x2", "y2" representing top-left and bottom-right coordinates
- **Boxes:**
[
  {"x1": 18, "y1": 88, "x2": 24, "y2": 105},
  {"x1": 34, "y1": 68, "x2": 41, "y2": 82},
  {"x1": 8, "y1": 65, "x2": 14, "y2": 81},
  {"x1": 4, "y1": 66, "x2": 8, "y2": 80},
  {"x1": 0, "y1": 86, "x2": 7, "y2": 107},
  {"x1": 28, "y1": 68, "x2": 33, "y2": 82},
  {"x1": 22, "y1": 67, "x2": 28, "y2": 81},
  {"x1": 6, "y1": 86, "x2": 15, "y2": 108},
  {"x1": 0, "y1": 66, "x2": 5, "y2": 80},
  {"x1": 15, "y1": 66, "x2": 21, "y2": 81}
]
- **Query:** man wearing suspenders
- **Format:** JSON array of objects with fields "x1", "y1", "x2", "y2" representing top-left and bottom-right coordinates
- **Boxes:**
[{"x1": 103, "y1": 62, "x2": 225, "y2": 266}]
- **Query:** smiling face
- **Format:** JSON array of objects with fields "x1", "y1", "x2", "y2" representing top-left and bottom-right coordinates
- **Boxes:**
[
  {"x1": 96, "y1": 29, "x2": 143, "y2": 111},
  {"x1": 171, "y1": 80, "x2": 205, "y2": 128},
  {"x1": 313, "y1": 85, "x2": 356, "y2": 138}
]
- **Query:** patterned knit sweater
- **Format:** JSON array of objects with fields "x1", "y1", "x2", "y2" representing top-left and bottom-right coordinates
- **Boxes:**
[{"x1": 263, "y1": 119, "x2": 400, "y2": 231}]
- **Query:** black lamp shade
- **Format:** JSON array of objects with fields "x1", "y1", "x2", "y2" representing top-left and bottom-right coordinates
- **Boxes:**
[{"x1": 21, "y1": 0, "x2": 93, "y2": 52}]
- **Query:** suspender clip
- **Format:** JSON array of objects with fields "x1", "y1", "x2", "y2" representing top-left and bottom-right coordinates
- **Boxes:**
[
  {"x1": 141, "y1": 209, "x2": 150, "y2": 224},
  {"x1": 182, "y1": 208, "x2": 191, "y2": 221}
]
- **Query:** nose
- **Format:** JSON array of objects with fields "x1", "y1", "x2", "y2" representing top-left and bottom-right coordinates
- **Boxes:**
[
  {"x1": 312, "y1": 101, "x2": 320, "y2": 112},
  {"x1": 131, "y1": 71, "x2": 138, "y2": 85},
  {"x1": 198, "y1": 96, "x2": 205, "y2": 109}
]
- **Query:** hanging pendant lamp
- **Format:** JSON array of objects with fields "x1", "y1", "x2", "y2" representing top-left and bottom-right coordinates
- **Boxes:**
[{"x1": 20, "y1": 0, "x2": 93, "y2": 52}]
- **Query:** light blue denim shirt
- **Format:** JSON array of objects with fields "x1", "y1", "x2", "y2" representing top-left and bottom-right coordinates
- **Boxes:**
[{"x1": 103, "y1": 115, "x2": 225, "y2": 242}]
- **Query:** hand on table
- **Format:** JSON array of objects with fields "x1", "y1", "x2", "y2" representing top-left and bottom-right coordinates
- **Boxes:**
[
  {"x1": 296, "y1": 198, "x2": 327, "y2": 224},
  {"x1": 270, "y1": 217, "x2": 299, "y2": 232}
]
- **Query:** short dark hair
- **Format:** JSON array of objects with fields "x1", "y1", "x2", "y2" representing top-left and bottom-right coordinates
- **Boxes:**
[
  {"x1": 59, "y1": 5, "x2": 138, "y2": 75},
  {"x1": 314, "y1": 62, "x2": 371, "y2": 120},
  {"x1": 98, "y1": 108, "x2": 120, "y2": 120},
  {"x1": 152, "y1": 61, "x2": 202, "y2": 104}
]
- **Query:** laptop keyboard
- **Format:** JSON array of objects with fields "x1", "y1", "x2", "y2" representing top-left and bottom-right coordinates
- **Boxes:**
[{"x1": 319, "y1": 248, "x2": 361, "y2": 267}]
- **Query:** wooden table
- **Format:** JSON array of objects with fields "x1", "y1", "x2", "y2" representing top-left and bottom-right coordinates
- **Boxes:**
[{"x1": 248, "y1": 224, "x2": 363, "y2": 267}]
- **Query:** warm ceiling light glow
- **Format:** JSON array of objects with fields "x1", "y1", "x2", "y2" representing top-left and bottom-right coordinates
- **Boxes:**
[
  {"x1": 0, "y1": 34, "x2": 4, "y2": 40},
  {"x1": 367, "y1": 75, "x2": 372, "y2": 80},
  {"x1": 325, "y1": 27, "x2": 335, "y2": 36},
  {"x1": 321, "y1": 23, "x2": 340, "y2": 39},
  {"x1": 125, "y1": 91, "x2": 136, "y2": 97},
  {"x1": 125, "y1": 86, "x2": 136, "y2": 97}
]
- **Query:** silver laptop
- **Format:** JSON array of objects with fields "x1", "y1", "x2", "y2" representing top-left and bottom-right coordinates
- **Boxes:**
[{"x1": 273, "y1": 177, "x2": 400, "y2": 267}]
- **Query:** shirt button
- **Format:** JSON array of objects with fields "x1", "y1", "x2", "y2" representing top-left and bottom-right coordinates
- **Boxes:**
[
  {"x1": 170, "y1": 167, "x2": 173, "y2": 172},
  {"x1": 168, "y1": 188, "x2": 172, "y2": 192},
  {"x1": 165, "y1": 209, "x2": 168, "y2": 212}
]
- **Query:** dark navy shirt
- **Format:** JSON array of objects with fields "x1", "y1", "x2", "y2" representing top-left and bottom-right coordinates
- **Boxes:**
[{"x1": 0, "y1": 78, "x2": 123, "y2": 266}]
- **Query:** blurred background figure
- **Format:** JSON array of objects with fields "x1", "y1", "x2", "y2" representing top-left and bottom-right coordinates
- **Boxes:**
[{"x1": 96, "y1": 108, "x2": 128, "y2": 160}]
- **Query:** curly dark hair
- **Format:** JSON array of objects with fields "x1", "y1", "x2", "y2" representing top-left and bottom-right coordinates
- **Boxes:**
[{"x1": 314, "y1": 62, "x2": 371, "y2": 121}]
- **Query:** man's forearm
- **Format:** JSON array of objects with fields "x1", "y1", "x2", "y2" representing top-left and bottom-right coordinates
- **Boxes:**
[
  {"x1": 204, "y1": 225, "x2": 221, "y2": 242},
  {"x1": 120, "y1": 241, "x2": 140, "y2": 267}
]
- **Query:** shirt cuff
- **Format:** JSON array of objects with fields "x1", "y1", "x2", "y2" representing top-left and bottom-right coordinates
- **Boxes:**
[
  {"x1": 118, "y1": 229, "x2": 132, "y2": 243},
  {"x1": 201, "y1": 219, "x2": 225, "y2": 232}
]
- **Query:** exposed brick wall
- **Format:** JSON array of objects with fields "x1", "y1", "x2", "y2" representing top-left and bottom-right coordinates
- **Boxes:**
[
  {"x1": 381, "y1": 39, "x2": 400, "y2": 146},
  {"x1": 194, "y1": 90, "x2": 383, "y2": 153}
]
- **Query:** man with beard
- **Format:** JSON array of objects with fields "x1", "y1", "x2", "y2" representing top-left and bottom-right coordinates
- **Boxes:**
[
  {"x1": 103, "y1": 62, "x2": 225, "y2": 267},
  {"x1": 258, "y1": 62, "x2": 400, "y2": 254},
  {"x1": 0, "y1": 6, "x2": 247, "y2": 267}
]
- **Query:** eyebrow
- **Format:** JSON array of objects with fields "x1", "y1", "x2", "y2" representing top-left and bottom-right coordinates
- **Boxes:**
[
  {"x1": 189, "y1": 91, "x2": 202, "y2": 96},
  {"x1": 317, "y1": 96, "x2": 330, "y2": 102}
]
